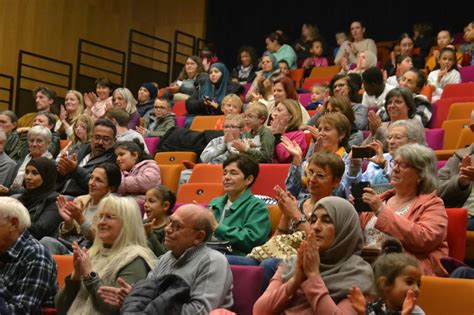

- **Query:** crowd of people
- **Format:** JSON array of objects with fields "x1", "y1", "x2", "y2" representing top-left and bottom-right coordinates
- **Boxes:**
[{"x1": 1, "y1": 19, "x2": 474, "y2": 314}]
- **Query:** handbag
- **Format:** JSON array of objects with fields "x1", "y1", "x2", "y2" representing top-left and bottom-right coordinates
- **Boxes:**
[
  {"x1": 247, "y1": 231, "x2": 306, "y2": 262},
  {"x1": 207, "y1": 240, "x2": 233, "y2": 255}
]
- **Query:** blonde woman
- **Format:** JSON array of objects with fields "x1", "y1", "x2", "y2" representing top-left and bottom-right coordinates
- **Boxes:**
[
  {"x1": 59, "y1": 90, "x2": 84, "y2": 140},
  {"x1": 113, "y1": 88, "x2": 140, "y2": 130},
  {"x1": 55, "y1": 195, "x2": 156, "y2": 315}
]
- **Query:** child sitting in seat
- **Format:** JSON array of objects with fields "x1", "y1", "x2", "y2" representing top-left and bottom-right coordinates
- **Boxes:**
[
  {"x1": 302, "y1": 38, "x2": 329, "y2": 77},
  {"x1": 143, "y1": 185, "x2": 176, "y2": 257},
  {"x1": 427, "y1": 47, "x2": 461, "y2": 102},
  {"x1": 214, "y1": 94, "x2": 243, "y2": 130},
  {"x1": 234, "y1": 102, "x2": 275, "y2": 163},
  {"x1": 348, "y1": 238, "x2": 424, "y2": 315},
  {"x1": 306, "y1": 83, "x2": 329, "y2": 110},
  {"x1": 137, "y1": 98, "x2": 175, "y2": 138}
]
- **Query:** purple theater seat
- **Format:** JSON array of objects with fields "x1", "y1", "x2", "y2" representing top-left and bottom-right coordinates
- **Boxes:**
[
  {"x1": 425, "y1": 128, "x2": 444, "y2": 150},
  {"x1": 144, "y1": 137, "x2": 160, "y2": 154},
  {"x1": 230, "y1": 265, "x2": 264, "y2": 315},
  {"x1": 437, "y1": 160, "x2": 447, "y2": 169},
  {"x1": 175, "y1": 116, "x2": 186, "y2": 127},
  {"x1": 460, "y1": 66, "x2": 474, "y2": 83}
]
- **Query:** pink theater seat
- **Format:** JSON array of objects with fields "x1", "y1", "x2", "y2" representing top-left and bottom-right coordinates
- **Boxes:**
[
  {"x1": 441, "y1": 83, "x2": 474, "y2": 99},
  {"x1": 172, "y1": 101, "x2": 187, "y2": 116},
  {"x1": 252, "y1": 164, "x2": 290, "y2": 198},
  {"x1": 298, "y1": 93, "x2": 311, "y2": 107},
  {"x1": 429, "y1": 96, "x2": 474, "y2": 129},
  {"x1": 230, "y1": 265, "x2": 264, "y2": 315},
  {"x1": 460, "y1": 66, "x2": 474, "y2": 83},
  {"x1": 425, "y1": 128, "x2": 444, "y2": 150},
  {"x1": 175, "y1": 116, "x2": 186, "y2": 128},
  {"x1": 144, "y1": 137, "x2": 160, "y2": 154},
  {"x1": 437, "y1": 160, "x2": 447, "y2": 169}
]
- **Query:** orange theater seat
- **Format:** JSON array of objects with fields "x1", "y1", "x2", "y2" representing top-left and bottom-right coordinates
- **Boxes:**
[
  {"x1": 158, "y1": 164, "x2": 184, "y2": 193},
  {"x1": 188, "y1": 164, "x2": 223, "y2": 183},
  {"x1": 176, "y1": 183, "x2": 224, "y2": 204},
  {"x1": 154, "y1": 151, "x2": 197, "y2": 165},
  {"x1": 53, "y1": 255, "x2": 74, "y2": 289}
]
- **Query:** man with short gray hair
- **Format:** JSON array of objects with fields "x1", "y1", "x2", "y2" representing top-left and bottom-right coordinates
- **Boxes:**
[
  {"x1": 0, "y1": 129, "x2": 15, "y2": 185},
  {"x1": 0, "y1": 197, "x2": 57, "y2": 314}
]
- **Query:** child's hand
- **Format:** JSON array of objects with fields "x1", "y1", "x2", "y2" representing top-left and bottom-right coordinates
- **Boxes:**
[
  {"x1": 347, "y1": 286, "x2": 366, "y2": 315},
  {"x1": 231, "y1": 139, "x2": 249, "y2": 153},
  {"x1": 401, "y1": 289, "x2": 417, "y2": 315},
  {"x1": 143, "y1": 218, "x2": 156, "y2": 236}
]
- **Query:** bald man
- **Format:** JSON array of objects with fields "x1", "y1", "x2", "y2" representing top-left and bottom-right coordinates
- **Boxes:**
[{"x1": 100, "y1": 204, "x2": 233, "y2": 313}]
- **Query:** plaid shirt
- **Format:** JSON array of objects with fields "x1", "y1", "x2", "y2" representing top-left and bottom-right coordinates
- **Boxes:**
[{"x1": 0, "y1": 230, "x2": 57, "y2": 315}]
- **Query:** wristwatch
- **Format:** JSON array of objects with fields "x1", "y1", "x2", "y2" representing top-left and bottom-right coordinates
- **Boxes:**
[
  {"x1": 84, "y1": 271, "x2": 97, "y2": 281},
  {"x1": 290, "y1": 214, "x2": 307, "y2": 231}
]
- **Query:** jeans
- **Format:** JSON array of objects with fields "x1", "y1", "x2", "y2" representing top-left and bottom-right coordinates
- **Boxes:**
[
  {"x1": 226, "y1": 255, "x2": 282, "y2": 291},
  {"x1": 450, "y1": 266, "x2": 474, "y2": 279},
  {"x1": 467, "y1": 216, "x2": 474, "y2": 231}
]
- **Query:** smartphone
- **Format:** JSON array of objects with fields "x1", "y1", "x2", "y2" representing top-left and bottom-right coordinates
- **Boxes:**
[
  {"x1": 351, "y1": 181, "x2": 372, "y2": 212},
  {"x1": 352, "y1": 146, "x2": 376, "y2": 159}
]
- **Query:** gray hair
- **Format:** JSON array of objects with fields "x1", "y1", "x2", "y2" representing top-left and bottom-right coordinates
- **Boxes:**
[
  {"x1": 395, "y1": 143, "x2": 438, "y2": 194},
  {"x1": 27, "y1": 125, "x2": 52, "y2": 143},
  {"x1": 389, "y1": 120, "x2": 426, "y2": 146},
  {"x1": 0, "y1": 129, "x2": 6, "y2": 141},
  {"x1": 0, "y1": 197, "x2": 31, "y2": 231},
  {"x1": 113, "y1": 88, "x2": 137, "y2": 114}
]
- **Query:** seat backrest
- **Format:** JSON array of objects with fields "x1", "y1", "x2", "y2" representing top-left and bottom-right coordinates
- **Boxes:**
[
  {"x1": 417, "y1": 275, "x2": 474, "y2": 315},
  {"x1": 175, "y1": 116, "x2": 186, "y2": 128},
  {"x1": 251, "y1": 164, "x2": 290, "y2": 198},
  {"x1": 189, "y1": 115, "x2": 223, "y2": 131},
  {"x1": 441, "y1": 83, "x2": 474, "y2": 99},
  {"x1": 445, "y1": 208, "x2": 468, "y2": 261},
  {"x1": 53, "y1": 255, "x2": 74, "y2": 289},
  {"x1": 460, "y1": 65, "x2": 474, "y2": 83},
  {"x1": 144, "y1": 137, "x2": 160, "y2": 154},
  {"x1": 297, "y1": 93, "x2": 311, "y2": 107},
  {"x1": 188, "y1": 164, "x2": 223, "y2": 183},
  {"x1": 289, "y1": 68, "x2": 304, "y2": 88},
  {"x1": 267, "y1": 204, "x2": 282, "y2": 236},
  {"x1": 172, "y1": 101, "x2": 187, "y2": 116},
  {"x1": 176, "y1": 182, "x2": 224, "y2": 204},
  {"x1": 230, "y1": 265, "x2": 264, "y2": 315},
  {"x1": 424, "y1": 128, "x2": 444, "y2": 150},
  {"x1": 158, "y1": 164, "x2": 184, "y2": 193},
  {"x1": 456, "y1": 127, "x2": 474, "y2": 149},
  {"x1": 419, "y1": 85, "x2": 434, "y2": 103},
  {"x1": 154, "y1": 151, "x2": 197, "y2": 165},
  {"x1": 309, "y1": 65, "x2": 341, "y2": 79},
  {"x1": 447, "y1": 102, "x2": 474, "y2": 121},
  {"x1": 430, "y1": 96, "x2": 474, "y2": 129},
  {"x1": 441, "y1": 119, "x2": 471, "y2": 149},
  {"x1": 437, "y1": 160, "x2": 447, "y2": 169},
  {"x1": 302, "y1": 77, "x2": 330, "y2": 91}
]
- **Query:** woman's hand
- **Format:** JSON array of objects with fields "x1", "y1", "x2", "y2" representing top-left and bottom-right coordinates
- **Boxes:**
[
  {"x1": 280, "y1": 136, "x2": 303, "y2": 165},
  {"x1": 401, "y1": 289, "x2": 417, "y2": 315},
  {"x1": 270, "y1": 118, "x2": 287, "y2": 135},
  {"x1": 57, "y1": 195, "x2": 73, "y2": 223},
  {"x1": 98, "y1": 277, "x2": 132, "y2": 308},
  {"x1": 367, "y1": 141, "x2": 384, "y2": 166},
  {"x1": 459, "y1": 155, "x2": 474, "y2": 187},
  {"x1": 0, "y1": 185, "x2": 9, "y2": 195},
  {"x1": 347, "y1": 286, "x2": 366, "y2": 315},
  {"x1": 274, "y1": 185, "x2": 299, "y2": 220},
  {"x1": 367, "y1": 111, "x2": 381, "y2": 135},
  {"x1": 167, "y1": 83, "x2": 179, "y2": 94},
  {"x1": 303, "y1": 233, "x2": 320, "y2": 278},
  {"x1": 77, "y1": 245, "x2": 92, "y2": 279},
  {"x1": 71, "y1": 241, "x2": 82, "y2": 280},
  {"x1": 306, "y1": 125, "x2": 320, "y2": 141},
  {"x1": 60, "y1": 105, "x2": 67, "y2": 122},
  {"x1": 286, "y1": 244, "x2": 306, "y2": 298},
  {"x1": 84, "y1": 92, "x2": 98, "y2": 108},
  {"x1": 362, "y1": 187, "x2": 383, "y2": 213}
]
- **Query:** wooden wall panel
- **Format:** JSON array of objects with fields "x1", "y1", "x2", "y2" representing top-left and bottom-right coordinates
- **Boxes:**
[{"x1": 0, "y1": 0, "x2": 206, "y2": 111}]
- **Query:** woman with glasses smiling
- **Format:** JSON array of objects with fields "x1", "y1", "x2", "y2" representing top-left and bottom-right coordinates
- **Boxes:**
[
  {"x1": 55, "y1": 195, "x2": 156, "y2": 314},
  {"x1": 359, "y1": 143, "x2": 448, "y2": 277}
]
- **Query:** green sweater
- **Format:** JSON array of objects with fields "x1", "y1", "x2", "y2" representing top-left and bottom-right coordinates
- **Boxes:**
[
  {"x1": 209, "y1": 189, "x2": 270, "y2": 256},
  {"x1": 242, "y1": 126, "x2": 275, "y2": 163},
  {"x1": 147, "y1": 226, "x2": 167, "y2": 257}
]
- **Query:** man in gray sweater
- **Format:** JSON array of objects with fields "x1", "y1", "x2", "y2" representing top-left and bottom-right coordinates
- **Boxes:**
[{"x1": 99, "y1": 204, "x2": 233, "y2": 314}]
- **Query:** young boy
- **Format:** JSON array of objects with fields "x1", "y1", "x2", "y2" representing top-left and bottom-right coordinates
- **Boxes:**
[
  {"x1": 214, "y1": 94, "x2": 243, "y2": 130},
  {"x1": 306, "y1": 83, "x2": 328, "y2": 110},
  {"x1": 233, "y1": 102, "x2": 274, "y2": 163},
  {"x1": 137, "y1": 97, "x2": 175, "y2": 137}
]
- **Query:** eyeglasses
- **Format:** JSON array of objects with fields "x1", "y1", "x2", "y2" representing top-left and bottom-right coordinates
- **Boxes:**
[
  {"x1": 390, "y1": 159, "x2": 415, "y2": 170},
  {"x1": 307, "y1": 170, "x2": 328, "y2": 181},
  {"x1": 95, "y1": 213, "x2": 118, "y2": 222},
  {"x1": 223, "y1": 125, "x2": 242, "y2": 129},
  {"x1": 167, "y1": 219, "x2": 199, "y2": 232},
  {"x1": 28, "y1": 138, "x2": 45, "y2": 144},
  {"x1": 93, "y1": 135, "x2": 113, "y2": 144}
]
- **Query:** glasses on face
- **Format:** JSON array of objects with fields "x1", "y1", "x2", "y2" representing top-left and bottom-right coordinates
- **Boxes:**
[
  {"x1": 167, "y1": 219, "x2": 198, "y2": 232},
  {"x1": 95, "y1": 213, "x2": 118, "y2": 222},
  {"x1": 390, "y1": 159, "x2": 415, "y2": 170},
  {"x1": 223, "y1": 125, "x2": 242, "y2": 130},
  {"x1": 93, "y1": 135, "x2": 113, "y2": 144},
  {"x1": 307, "y1": 170, "x2": 328, "y2": 181},
  {"x1": 28, "y1": 138, "x2": 45, "y2": 145}
]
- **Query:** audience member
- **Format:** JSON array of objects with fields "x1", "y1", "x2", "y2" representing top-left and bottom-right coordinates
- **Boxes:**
[
  {"x1": 245, "y1": 53, "x2": 280, "y2": 102},
  {"x1": 137, "y1": 97, "x2": 176, "y2": 138},
  {"x1": 294, "y1": 23, "x2": 320, "y2": 62},
  {"x1": 166, "y1": 55, "x2": 206, "y2": 102},
  {"x1": 427, "y1": 47, "x2": 461, "y2": 102},
  {"x1": 0, "y1": 197, "x2": 58, "y2": 314},
  {"x1": 112, "y1": 87, "x2": 140, "y2": 130},
  {"x1": 0, "y1": 129, "x2": 15, "y2": 185},
  {"x1": 425, "y1": 30, "x2": 464, "y2": 72},
  {"x1": 214, "y1": 94, "x2": 243, "y2": 130},
  {"x1": 231, "y1": 46, "x2": 258, "y2": 84},
  {"x1": 266, "y1": 31, "x2": 297, "y2": 69},
  {"x1": 106, "y1": 107, "x2": 149, "y2": 154},
  {"x1": 0, "y1": 110, "x2": 20, "y2": 160},
  {"x1": 302, "y1": 38, "x2": 329, "y2": 76},
  {"x1": 84, "y1": 77, "x2": 114, "y2": 120},
  {"x1": 56, "y1": 114, "x2": 94, "y2": 161},
  {"x1": 58, "y1": 90, "x2": 84, "y2": 140},
  {"x1": 17, "y1": 86, "x2": 59, "y2": 129},
  {"x1": 362, "y1": 67, "x2": 395, "y2": 108},
  {"x1": 334, "y1": 20, "x2": 377, "y2": 66},
  {"x1": 136, "y1": 82, "x2": 158, "y2": 117},
  {"x1": 386, "y1": 55, "x2": 413, "y2": 87}
]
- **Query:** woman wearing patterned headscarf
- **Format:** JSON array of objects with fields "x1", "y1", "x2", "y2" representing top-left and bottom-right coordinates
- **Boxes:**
[{"x1": 254, "y1": 196, "x2": 373, "y2": 314}]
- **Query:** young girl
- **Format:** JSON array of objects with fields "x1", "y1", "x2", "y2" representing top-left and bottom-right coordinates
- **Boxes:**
[
  {"x1": 427, "y1": 47, "x2": 461, "y2": 102},
  {"x1": 143, "y1": 185, "x2": 176, "y2": 257},
  {"x1": 348, "y1": 238, "x2": 424, "y2": 315},
  {"x1": 306, "y1": 83, "x2": 328, "y2": 110},
  {"x1": 333, "y1": 32, "x2": 348, "y2": 58},
  {"x1": 231, "y1": 46, "x2": 257, "y2": 84},
  {"x1": 302, "y1": 39, "x2": 329, "y2": 76}
]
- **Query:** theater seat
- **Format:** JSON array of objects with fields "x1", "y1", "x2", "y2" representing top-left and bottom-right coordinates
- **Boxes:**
[{"x1": 230, "y1": 265, "x2": 264, "y2": 315}]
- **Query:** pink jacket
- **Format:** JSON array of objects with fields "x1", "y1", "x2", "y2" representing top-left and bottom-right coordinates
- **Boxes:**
[
  {"x1": 360, "y1": 190, "x2": 448, "y2": 277},
  {"x1": 117, "y1": 159, "x2": 161, "y2": 197},
  {"x1": 253, "y1": 267, "x2": 357, "y2": 315},
  {"x1": 274, "y1": 130, "x2": 308, "y2": 164}
]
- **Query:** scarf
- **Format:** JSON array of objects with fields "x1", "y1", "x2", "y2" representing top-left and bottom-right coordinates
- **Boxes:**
[
  {"x1": 281, "y1": 196, "x2": 373, "y2": 302},
  {"x1": 18, "y1": 156, "x2": 57, "y2": 208},
  {"x1": 210, "y1": 62, "x2": 230, "y2": 105}
]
